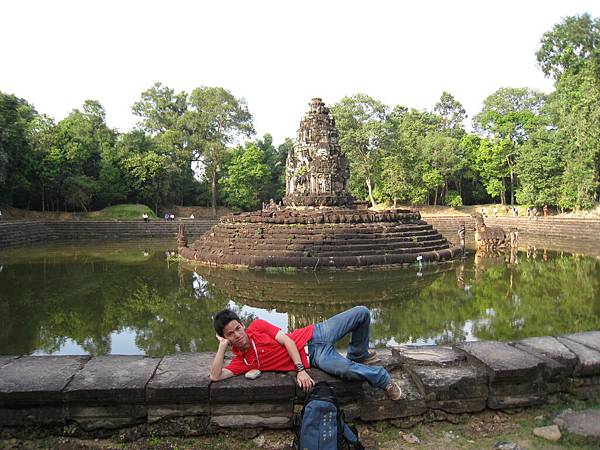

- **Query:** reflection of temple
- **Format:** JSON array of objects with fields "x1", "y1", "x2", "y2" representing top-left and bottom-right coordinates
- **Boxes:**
[
  {"x1": 187, "y1": 263, "x2": 455, "y2": 329},
  {"x1": 179, "y1": 98, "x2": 462, "y2": 269}
]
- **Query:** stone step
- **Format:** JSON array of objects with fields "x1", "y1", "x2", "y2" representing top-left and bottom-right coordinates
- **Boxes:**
[{"x1": 195, "y1": 237, "x2": 449, "y2": 253}]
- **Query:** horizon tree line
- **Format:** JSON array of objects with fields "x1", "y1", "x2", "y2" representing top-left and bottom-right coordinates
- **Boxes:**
[{"x1": 1, "y1": 13, "x2": 598, "y2": 214}]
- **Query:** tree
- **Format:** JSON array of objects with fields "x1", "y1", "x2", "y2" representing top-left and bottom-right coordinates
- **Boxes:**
[
  {"x1": 51, "y1": 100, "x2": 115, "y2": 211},
  {"x1": 28, "y1": 114, "x2": 58, "y2": 211},
  {"x1": 0, "y1": 92, "x2": 36, "y2": 205},
  {"x1": 536, "y1": 14, "x2": 600, "y2": 210},
  {"x1": 536, "y1": 13, "x2": 600, "y2": 80},
  {"x1": 331, "y1": 94, "x2": 388, "y2": 208},
  {"x1": 122, "y1": 150, "x2": 172, "y2": 214},
  {"x1": 421, "y1": 133, "x2": 467, "y2": 205},
  {"x1": 132, "y1": 83, "x2": 192, "y2": 207},
  {"x1": 515, "y1": 128, "x2": 564, "y2": 207},
  {"x1": 474, "y1": 87, "x2": 546, "y2": 204},
  {"x1": 256, "y1": 133, "x2": 287, "y2": 202},
  {"x1": 434, "y1": 91, "x2": 467, "y2": 138},
  {"x1": 379, "y1": 106, "x2": 441, "y2": 206},
  {"x1": 132, "y1": 82, "x2": 188, "y2": 145},
  {"x1": 187, "y1": 87, "x2": 254, "y2": 215},
  {"x1": 220, "y1": 143, "x2": 270, "y2": 210}
]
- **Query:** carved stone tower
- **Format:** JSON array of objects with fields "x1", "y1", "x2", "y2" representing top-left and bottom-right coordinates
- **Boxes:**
[{"x1": 283, "y1": 98, "x2": 352, "y2": 207}]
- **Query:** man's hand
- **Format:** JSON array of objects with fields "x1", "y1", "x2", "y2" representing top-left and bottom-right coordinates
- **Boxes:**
[
  {"x1": 216, "y1": 333, "x2": 229, "y2": 347},
  {"x1": 296, "y1": 370, "x2": 315, "y2": 392},
  {"x1": 210, "y1": 334, "x2": 234, "y2": 382}
]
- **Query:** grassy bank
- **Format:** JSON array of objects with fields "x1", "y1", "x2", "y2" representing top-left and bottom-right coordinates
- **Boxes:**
[{"x1": 83, "y1": 204, "x2": 156, "y2": 220}]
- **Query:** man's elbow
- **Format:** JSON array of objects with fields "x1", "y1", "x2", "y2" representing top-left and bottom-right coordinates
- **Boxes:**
[{"x1": 210, "y1": 373, "x2": 221, "y2": 382}]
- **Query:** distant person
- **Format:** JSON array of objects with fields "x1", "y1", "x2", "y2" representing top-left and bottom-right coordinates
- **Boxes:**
[
  {"x1": 164, "y1": 212, "x2": 170, "y2": 220},
  {"x1": 170, "y1": 213, "x2": 175, "y2": 221},
  {"x1": 543, "y1": 204, "x2": 548, "y2": 217},
  {"x1": 190, "y1": 213, "x2": 195, "y2": 219},
  {"x1": 142, "y1": 213, "x2": 148, "y2": 222},
  {"x1": 492, "y1": 206, "x2": 498, "y2": 218},
  {"x1": 532, "y1": 207, "x2": 538, "y2": 220},
  {"x1": 526, "y1": 207, "x2": 531, "y2": 219},
  {"x1": 513, "y1": 206, "x2": 519, "y2": 217},
  {"x1": 481, "y1": 207, "x2": 487, "y2": 218}
]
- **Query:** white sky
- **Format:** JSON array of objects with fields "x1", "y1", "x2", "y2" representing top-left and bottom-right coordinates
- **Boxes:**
[{"x1": 2, "y1": 0, "x2": 599, "y2": 145}]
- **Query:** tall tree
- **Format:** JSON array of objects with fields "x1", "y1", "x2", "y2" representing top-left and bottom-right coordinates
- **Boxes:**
[
  {"x1": 331, "y1": 94, "x2": 388, "y2": 208},
  {"x1": 27, "y1": 114, "x2": 57, "y2": 211},
  {"x1": 255, "y1": 133, "x2": 287, "y2": 202},
  {"x1": 537, "y1": 13, "x2": 600, "y2": 210},
  {"x1": 421, "y1": 133, "x2": 467, "y2": 205},
  {"x1": 187, "y1": 87, "x2": 254, "y2": 215},
  {"x1": 434, "y1": 91, "x2": 467, "y2": 138},
  {"x1": 515, "y1": 127, "x2": 564, "y2": 207},
  {"x1": 220, "y1": 143, "x2": 270, "y2": 210},
  {"x1": 51, "y1": 100, "x2": 115, "y2": 211},
  {"x1": 536, "y1": 13, "x2": 600, "y2": 80},
  {"x1": 0, "y1": 92, "x2": 36, "y2": 205},
  {"x1": 380, "y1": 107, "x2": 440, "y2": 205},
  {"x1": 474, "y1": 87, "x2": 546, "y2": 205}
]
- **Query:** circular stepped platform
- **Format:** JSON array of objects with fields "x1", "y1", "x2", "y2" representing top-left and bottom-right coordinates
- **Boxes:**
[{"x1": 179, "y1": 208, "x2": 463, "y2": 269}]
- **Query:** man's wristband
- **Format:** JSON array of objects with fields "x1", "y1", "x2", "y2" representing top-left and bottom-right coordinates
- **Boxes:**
[{"x1": 295, "y1": 363, "x2": 305, "y2": 373}]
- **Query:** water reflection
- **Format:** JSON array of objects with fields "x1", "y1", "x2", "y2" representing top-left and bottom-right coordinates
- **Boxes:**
[{"x1": 0, "y1": 241, "x2": 599, "y2": 356}]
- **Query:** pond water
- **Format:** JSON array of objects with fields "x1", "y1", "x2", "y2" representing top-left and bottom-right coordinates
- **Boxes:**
[{"x1": 0, "y1": 239, "x2": 599, "y2": 357}]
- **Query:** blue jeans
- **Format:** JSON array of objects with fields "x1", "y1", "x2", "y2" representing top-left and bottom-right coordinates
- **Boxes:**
[{"x1": 307, "y1": 306, "x2": 391, "y2": 390}]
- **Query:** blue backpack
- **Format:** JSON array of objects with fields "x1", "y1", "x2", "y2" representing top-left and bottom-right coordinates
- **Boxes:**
[{"x1": 293, "y1": 382, "x2": 364, "y2": 450}]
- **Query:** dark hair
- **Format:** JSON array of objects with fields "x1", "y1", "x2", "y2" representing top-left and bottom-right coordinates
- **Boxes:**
[{"x1": 213, "y1": 309, "x2": 242, "y2": 337}]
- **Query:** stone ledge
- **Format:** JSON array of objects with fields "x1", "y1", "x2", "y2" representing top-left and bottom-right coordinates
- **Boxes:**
[
  {"x1": 146, "y1": 353, "x2": 213, "y2": 405},
  {"x1": 1, "y1": 331, "x2": 600, "y2": 435},
  {"x1": 0, "y1": 356, "x2": 89, "y2": 407},
  {"x1": 0, "y1": 220, "x2": 218, "y2": 250},
  {"x1": 64, "y1": 356, "x2": 160, "y2": 405}
]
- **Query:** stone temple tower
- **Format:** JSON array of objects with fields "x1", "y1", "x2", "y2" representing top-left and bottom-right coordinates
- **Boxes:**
[
  {"x1": 178, "y1": 97, "x2": 463, "y2": 269},
  {"x1": 283, "y1": 98, "x2": 353, "y2": 207}
]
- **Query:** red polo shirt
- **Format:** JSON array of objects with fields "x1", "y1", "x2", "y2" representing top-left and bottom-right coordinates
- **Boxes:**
[{"x1": 225, "y1": 319, "x2": 314, "y2": 375}]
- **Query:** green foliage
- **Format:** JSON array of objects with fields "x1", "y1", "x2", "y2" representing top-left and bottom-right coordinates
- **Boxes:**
[
  {"x1": 331, "y1": 94, "x2": 389, "y2": 208},
  {"x1": 220, "y1": 143, "x2": 270, "y2": 210},
  {"x1": 446, "y1": 190, "x2": 463, "y2": 207},
  {"x1": 434, "y1": 91, "x2": 467, "y2": 138},
  {"x1": 85, "y1": 204, "x2": 156, "y2": 219},
  {"x1": 256, "y1": 133, "x2": 287, "y2": 202},
  {"x1": 515, "y1": 128, "x2": 564, "y2": 206},
  {"x1": 536, "y1": 13, "x2": 600, "y2": 210},
  {"x1": 536, "y1": 13, "x2": 600, "y2": 80},
  {"x1": 187, "y1": 86, "x2": 255, "y2": 212},
  {"x1": 0, "y1": 92, "x2": 36, "y2": 203},
  {"x1": 473, "y1": 87, "x2": 547, "y2": 205}
]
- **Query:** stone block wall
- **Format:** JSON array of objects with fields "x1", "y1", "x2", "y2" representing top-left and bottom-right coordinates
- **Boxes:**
[
  {"x1": 424, "y1": 216, "x2": 600, "y2": 255},
  {"x1": 1, "y1": 331, "x2": 599, "y2": 437},
  {"x1": 0, "y1": 219, "x2": 218, "y2": 250}
]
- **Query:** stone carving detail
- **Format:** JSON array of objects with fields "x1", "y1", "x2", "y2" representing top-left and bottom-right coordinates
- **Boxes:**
[
  {"x1": 472, "y1": 213, "x2": 507, "y2": 249},
  {"x1": 283, "y1": 98, "x2": 352, "y2": 207}
]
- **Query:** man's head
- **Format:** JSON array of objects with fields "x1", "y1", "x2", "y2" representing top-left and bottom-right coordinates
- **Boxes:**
[{"x1": 213, "y1": 309, "x2": 249, "y2": 348}]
